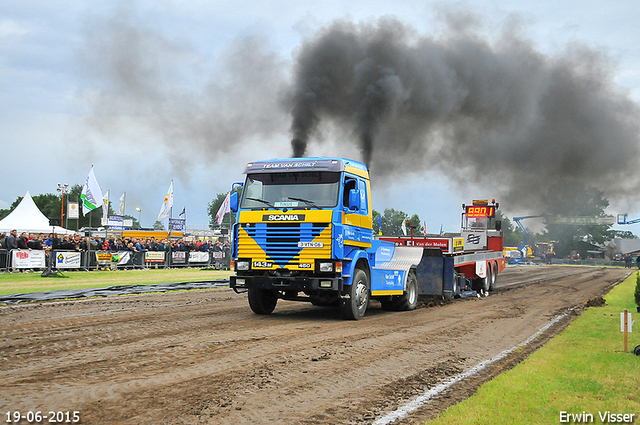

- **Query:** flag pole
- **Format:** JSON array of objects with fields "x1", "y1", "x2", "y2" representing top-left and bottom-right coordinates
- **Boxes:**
[{"x1": 167, "y1": 180, "x2": 173, "y2": 241}]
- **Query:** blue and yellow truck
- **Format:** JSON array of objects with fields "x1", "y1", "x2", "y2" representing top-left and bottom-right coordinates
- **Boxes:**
[{"x1": 229, "y1": 157, "x2": 505, "y2": 320}]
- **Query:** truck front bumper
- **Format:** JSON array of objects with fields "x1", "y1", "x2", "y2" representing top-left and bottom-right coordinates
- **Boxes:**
[{"x1": 230, "y1": 275, "x2": 343, "y2": 294}]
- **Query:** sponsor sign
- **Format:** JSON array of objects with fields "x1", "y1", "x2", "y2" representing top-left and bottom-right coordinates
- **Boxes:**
[
  {"x1": 189, "y1": 251, "x2": 209, "y2": 263},
  {"x1": 403, "y1": 238, "x2": 449, "y2": 249},
  {"x1": 376, "y1": 245, "x2": 394, "y2": 262},
  {"x1": 55, "y1": 251, "x2": 81, "y2": 269},
  {"x1": 462, "y1": 230, "x2": 487, "y2": 251},
  {"x1": 68, "y1": 202, "x2": 79, "y2": 219},
  {"x1": 262, "y1": 160, "x2": 317, "y2": 169},
  {"x1": 212, "y1": 251, "x2": 225, "y2": 259},
  {"x1": 11, "y1": 250, "x2": 46, "y2": 269},
  {"x1": 253, "y1": 261, "x2": 273, "y2": 268},
  {"x1": 95, "y1": 251, "x2": 131, "y2": 265},
  {"x1": 96, "y1": 252, "x2": 116, "y2": 264},
  {"x1": 107, "y1": 214, "x2": 125, "y2": 231},
  {"x1": 172, "y1": 251, "x2": 186, "y2": 264},
  {"x1": 475, "y1": 260, "x2": 487, "y2": 279},
  {"x1": 145, "y1": 252, "x2": 165, "y2": 263},
  {"x1": 453, "y1": 237, "x2": 464, "y2": 252},
  {"x1": 169, "y1": 218, "x2": 186, "y2": 231}
]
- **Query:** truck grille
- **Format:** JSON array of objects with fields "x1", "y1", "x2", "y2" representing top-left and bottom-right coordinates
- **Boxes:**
[{"x1": 240, "y1": 222, "x2": 331, "y2": 267}]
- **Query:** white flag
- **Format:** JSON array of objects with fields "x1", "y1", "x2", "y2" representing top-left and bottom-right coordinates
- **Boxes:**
[
  {"x1": 401, "y1": 219, "x2": 407, "y2": 236},
  {"x1": 216, "y1": 192, "x2": 231, "y2": 226},
  {"x1": 80, "y1": 166, "x2": 103, "y2": 216},
  {"x1": 118, "y1": 193, "x2": 126, "y2": 216},
  {"x1": 157, "y1": 181, "x2": 174, "y2": 221},
  {"x1": 102, "y1": 190, "x2": 109, "y2": 218}
]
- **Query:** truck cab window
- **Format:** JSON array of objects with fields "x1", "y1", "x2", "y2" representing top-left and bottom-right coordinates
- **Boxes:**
[{"x1": 343, "y1": 179, "x2": 356, "y2": 208}]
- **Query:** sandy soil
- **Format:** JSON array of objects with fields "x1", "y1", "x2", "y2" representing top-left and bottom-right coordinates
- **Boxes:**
[{"x1": 0, "y1": 266, "x2": 630, "y2": 424}]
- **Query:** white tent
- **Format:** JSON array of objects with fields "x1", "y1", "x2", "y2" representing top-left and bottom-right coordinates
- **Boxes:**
[{"x1": 0, "y1": 191, "x2": 75, "y2": 235}]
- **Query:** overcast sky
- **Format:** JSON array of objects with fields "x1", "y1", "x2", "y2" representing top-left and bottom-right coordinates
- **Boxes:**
[{"x1": 1, "y1": 0, "x2": 639, "y2": 232}]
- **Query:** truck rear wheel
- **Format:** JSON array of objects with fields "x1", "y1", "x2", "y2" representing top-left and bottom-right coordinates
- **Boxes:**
[
  {"x1": 484, "y1": 266, "x2": 492, "y2": 293},
  {"x1": 490, "y1": 262, "x2": 498, "y2": 290},
  {"x1": 340, "y1": 268, "x2": 369, "y2": 320},
  {"x1": 382, "y1": 271, "x2": 418, "y2": 311},
  {"x1": 248, "y1": 288, "x2": 278, "y2": 315}
]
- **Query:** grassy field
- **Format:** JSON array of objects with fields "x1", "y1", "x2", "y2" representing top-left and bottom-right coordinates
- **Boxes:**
[
  {"x1": 0, "y1": 268, "x2": 232, "y2": 296},
  {"x1": 426, "y1": 272, "x2": 640, "y2": 424}
]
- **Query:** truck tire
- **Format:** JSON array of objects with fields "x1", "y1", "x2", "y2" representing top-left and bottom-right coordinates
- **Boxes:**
[
  {"x1": 490, "y1": 262, "x2": 498, "y2": 290},
  {"x1": 340, "y1": 268, "x2": 369, "y2": 320},
  {"x1": 248, "y1": 288, "x2": 278, "y2": 315},
  {"x1": 483, "y1": 266, "x2": 492, "y2": 293},
  {"x1": 386, "y1": 271, "x2": 418, "y2": 311}
]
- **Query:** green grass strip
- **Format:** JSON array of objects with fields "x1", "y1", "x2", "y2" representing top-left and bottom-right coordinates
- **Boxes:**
[
  {"x1": 427, "y1": 272, "x2": 640, "y2": 425},
  {"x1": 0, "y1": 268, "x2": 232, "y2": 296}
]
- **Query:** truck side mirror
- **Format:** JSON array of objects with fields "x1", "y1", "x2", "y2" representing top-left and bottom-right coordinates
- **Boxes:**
[
  {"x1": 230, "y1": 192, "x2": 238, "y2": 214},
  {"x1": 495, "y1": 220, "x2": 502, "y2": 231},
  {"x1": 348, "y1": 189, "x2": 361, "y2": 211}
]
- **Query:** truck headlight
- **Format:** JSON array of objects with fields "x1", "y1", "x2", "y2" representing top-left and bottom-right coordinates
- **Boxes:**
[
  {"x1": 319, "y1": 262, "x2": 333, "y2": 272},
  {"x1": 235, "y1": 278, "x2": 246, "y2": 286},
  {"x1": 236, "y1": 260, "x2": 250, "y2": 271}
]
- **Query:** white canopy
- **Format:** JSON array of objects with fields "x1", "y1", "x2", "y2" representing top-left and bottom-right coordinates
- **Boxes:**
[{"x1": 0, "y1": 191, "x2": 75, "y2": 235}]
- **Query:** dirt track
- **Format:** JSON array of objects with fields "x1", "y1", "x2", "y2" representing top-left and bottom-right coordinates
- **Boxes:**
[{"x1": 0, "y1": 266, "x2": 630, "y2": 424}]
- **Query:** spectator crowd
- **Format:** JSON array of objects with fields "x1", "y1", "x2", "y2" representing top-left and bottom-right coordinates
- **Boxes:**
[{"x1": 1, "y1": 230, "x2": 230, "y2": 255}]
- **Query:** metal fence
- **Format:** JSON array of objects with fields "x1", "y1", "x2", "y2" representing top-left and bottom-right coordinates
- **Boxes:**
[{"x1": 0, "y1": 249, "x2": 229, "y2": 272}]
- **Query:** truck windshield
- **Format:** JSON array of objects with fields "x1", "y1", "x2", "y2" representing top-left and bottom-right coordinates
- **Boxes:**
[{"x1": 241, "y1": 172, "x2": 340, "y2": 209}]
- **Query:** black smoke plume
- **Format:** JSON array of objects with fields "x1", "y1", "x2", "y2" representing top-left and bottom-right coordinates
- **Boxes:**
[{"x1": 287, "y1": 17, "x2": 640, "y2": 210}]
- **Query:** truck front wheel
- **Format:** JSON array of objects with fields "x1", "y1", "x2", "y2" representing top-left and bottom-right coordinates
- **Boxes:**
[
  {"x1": 248, "y1": 288, "x2": 278, "y2": 315},
  {"x1": 341, "y1": 268, "x2": 369, "y2": 320}
]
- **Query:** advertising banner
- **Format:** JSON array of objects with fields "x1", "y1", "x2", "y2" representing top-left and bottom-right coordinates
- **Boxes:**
[
  {"x1": 169, "y1": 218, "x2": 186, "y2": 232},
  {"x1": 212, "y1": 251, "x2": 225, "y2": 259},
  {"x1": 11, "y1": 250, "x2": 47, "y2": 269},
  {"x1": 107, "y1": 215, "x2": 125, "y2": 231},
  {"x1": 461, "y1": 230, "x2": 488, "y2": 251},
  {"x1": 95, "y1": 251, "x2": 131, "y2": 266},
  {"x1": 189, "y1": 251, "x2": 209, "y2": 263},
  {"x1": 172, "y1": 251, "x2": 186, "y2": 264},
  {"x1": 68, "y1": 202, "x2": 79, "y2": 219},
  {"x1": 145, "y1": 252, "x2": 165, "y2": 263},
  {"x1": 55, "y1": 251, "x2": 81, "y2": 269}
]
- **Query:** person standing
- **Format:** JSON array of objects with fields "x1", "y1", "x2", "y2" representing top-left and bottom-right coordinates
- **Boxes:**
[
  {"x1": 17, "y1": 232, "x2": 30, "y2": 250},
  {"x1": 5, "y1": 230, "x2": 18, "y2": 250}
]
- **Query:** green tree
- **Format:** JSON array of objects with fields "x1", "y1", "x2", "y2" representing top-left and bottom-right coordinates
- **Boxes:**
[
  {"x1": 496, "y1": 210, "x2": 527, "y2": 247},
  {"x1": 610, "y1": 230, "x2": 638, "y2": 239},
  {"x1": 373, "y1": 208, "x2": 423, "y2": 236}
]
